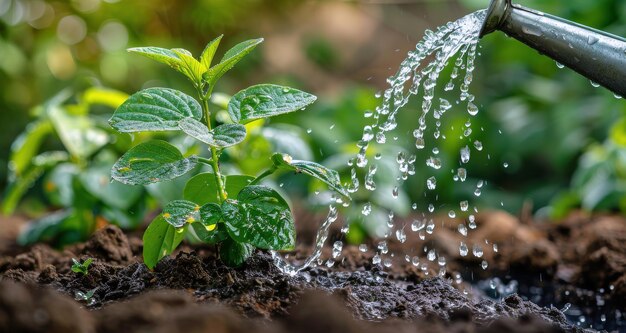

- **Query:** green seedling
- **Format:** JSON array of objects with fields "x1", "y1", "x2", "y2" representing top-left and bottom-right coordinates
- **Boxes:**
[
  {"x1": 110, "y1": 36, "x2": 350, "y2": 268},
  {"x1": 71, "y1": 257, "x2": 94, "y2": 275}
]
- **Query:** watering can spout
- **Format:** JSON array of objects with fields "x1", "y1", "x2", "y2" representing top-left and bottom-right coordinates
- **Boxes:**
[{"x1": 479, "y1": 0, "x2": 626, "y2": 97}]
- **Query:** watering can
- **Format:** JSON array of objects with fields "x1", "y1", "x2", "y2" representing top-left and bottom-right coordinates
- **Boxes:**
[{"x1": 479, "y1": 0, "x2": 626, "y2": 97}]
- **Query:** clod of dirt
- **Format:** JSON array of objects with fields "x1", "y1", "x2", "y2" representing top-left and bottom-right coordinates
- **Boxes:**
[
  {"x1": 81, "y1": 226, "x2": 133, "y2": 265},
  {"x1": 0, "y1": 281, "x2": 94, "y2": 333}
]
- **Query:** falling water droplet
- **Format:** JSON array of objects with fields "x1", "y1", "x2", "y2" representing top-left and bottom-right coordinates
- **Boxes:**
[
  {"x1": 412, "y1": 219, "x2": 425, "y2": 231},
  {"x1": 460, "y1": 200, "x2": 469, "y2": 211},
  {"x1": 392, "y1": 186, "x2": 399, "y2": 198},
  {"x1": 468, "y1": 215, "x2": 477, "y2": 229},
  {"x1": 362, "y1": 126, "x2": 374, "y2": 141},
  {"x1": 426, "y1": 157, "x2": 442, "y2": 169},
  {"x1": 457, "y1": 168, "x2": 467, "y2": 182},
  {"x1": 460, "y1": 146, "x2": 470, "y2": 163},
  {"x1": 459, "y1": 242, "x2": 468, "y2": 256},
  {"x1": 426, "y1": 176, "x2": 437, "y2": 190},
  {"x1": 467, "y1": 102, "x2": 478, "y2": 116},
  {"x1": 359, "y1": 244, "x2": 368, "y2": 252},
  {"x1": 472, "y1": 244, "x2": 483, "y2": 258},
  {"x1": 427, "y1": 250, "x2": 436, "y2": 261},
  {"x1": 458, "y1": 224, "x2": 468, "y2": 236},
  {"x1": 473, "y1": 140, "x2": 483, "y2": 151},
  {"x1": 362, "y1": 202, "x2": 372, "y2": 216},
  {"x1": 396, "y1": 229, "x2": 407, "y2": 243},
  {"x1": 426, "y1": 219, "x2": 435, "y2": 234}
]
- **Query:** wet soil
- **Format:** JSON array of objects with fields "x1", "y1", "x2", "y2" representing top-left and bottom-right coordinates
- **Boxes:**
[{"x1": 0, "y1": 210, "x2": 624, "y2": 333}]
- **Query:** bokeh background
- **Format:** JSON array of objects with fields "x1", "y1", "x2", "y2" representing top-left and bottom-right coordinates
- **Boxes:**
[{"x1": 2, "y1": 0, "x2": 626, "y2": 221}]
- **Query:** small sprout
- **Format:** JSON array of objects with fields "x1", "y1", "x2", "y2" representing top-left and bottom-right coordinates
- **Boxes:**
[
  {"x1": 71, "y1": 258, "x2": 94, "y2": 275},
  {"x1": 74, "y1": 287, "x2": 98, "y2": 306}
]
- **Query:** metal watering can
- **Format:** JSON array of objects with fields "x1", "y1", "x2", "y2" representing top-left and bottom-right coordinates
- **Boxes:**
[{"x1": 479, "y1": 0, "x2": 626, "y2": 97}]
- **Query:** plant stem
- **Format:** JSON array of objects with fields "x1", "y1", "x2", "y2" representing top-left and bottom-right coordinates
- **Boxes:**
[
  {"x1": 249, "y1": 167, "x2": 276, "y2": 185},
  {"x1": 197, "y1": 157, "x2": 213, "y2": 166},
  {"x1": 198, "y1": 91, "x2": 228, "y2": 202}
]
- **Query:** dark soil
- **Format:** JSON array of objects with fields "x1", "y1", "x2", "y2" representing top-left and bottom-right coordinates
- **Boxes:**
[{"x1": 0, "y1": 210, "x2": 624, "y2": 333}]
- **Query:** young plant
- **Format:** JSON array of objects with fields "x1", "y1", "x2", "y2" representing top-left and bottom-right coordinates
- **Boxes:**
[
  {"x1": 110, "y1": 36, "x2": 350, "y2": 268},
  {"x1": 71, "y1": 257, "x2": 94, "y2": 275}
]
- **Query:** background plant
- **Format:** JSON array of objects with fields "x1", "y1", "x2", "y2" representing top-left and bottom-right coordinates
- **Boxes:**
[
  {"x1": 1, "y1": 87, "x2": 151, "y2": 246},
  {"x1": 110, "y1": 37, "x2": 349, "y2": 268}
]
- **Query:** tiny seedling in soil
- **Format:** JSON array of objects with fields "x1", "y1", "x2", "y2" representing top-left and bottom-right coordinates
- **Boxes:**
[
  {"x1": 109, "y1": 36, "x2": 350, "y2": 268},
  {"x1": 71, "y1": 258, "x2": 94, "y2": 275}
]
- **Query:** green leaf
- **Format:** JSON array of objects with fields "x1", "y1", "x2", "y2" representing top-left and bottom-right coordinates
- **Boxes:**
[
  {"x1": 200, "y1": 203, "x2": 222, "y2": 226},
  {"x1": 203, "y1": 38, "x2": 263, "y2": 87},
  {"x1": 178, "y1": 118, "x2": 246, "y2": 148},
  {"x1": 220, "y1": 239, "x2": 254, "y2": 267},
  {"x1": 200, "y1": 35, "x2": 223, "y2": 69},
  {"x1": 82, "y1": 87, "x2": 129, "y2": 109},
  {"x1": 128, "y1": 47, "x2": 182, "y2": 68},
  {"x1": 112, "y1": 140, "x2": 197, "y2": 185},
  {"x1": 17, "y1": 210, "x2": 71, "y2": 245},
  {"x1": 271, "y1": 153, "x2": 349, "y2": 198},
  {"x1": 3, "y1": 152, "x2": 69, "y2": 215},
  {"x1": 191, "y1": 222, "x2": 228, "y2": 244},
  {"x1": 162, "y1": 200, "x2": 200, "y2": 228},
  {"x1": 221, "y1": 185, "x2": 295, "y2": 250},
  {"x1": 184, "y1": 173, "x2": 253, "y2": 205},
  {"x1": 143, "y1": 215, "x2": 186, "y2": 269},
  {"x1": 43, "y1": 162, "x2": 77, "y2": 207},
  {"x1": 171, "y1": 48, "x2": 207, "y2": 83},
  {"x1": 16, "y1": 209, "x2": 91, "y2": 246},
  {"x1": 8, "y1": 119, "x2": 53, "y2": 179},
  {"x1": 49, "y1": 106, "x2": 109, "y2": 160},
  {"x1": 79, "y1": 164, "x2": 143, "y2": 210},
  {"x1": 109, "y1": 88, "x2": 202, "y2": 133},
  {"x1": 227, "y1": 84, "x2": 316, "y2": 124}
]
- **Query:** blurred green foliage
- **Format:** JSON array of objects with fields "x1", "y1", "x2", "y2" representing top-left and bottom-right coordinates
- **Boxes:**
[{"x1": 2, "y1": 0, "x2": 626, "y2": 227}]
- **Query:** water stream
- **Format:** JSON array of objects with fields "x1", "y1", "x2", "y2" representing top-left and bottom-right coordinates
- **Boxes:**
[{"x1": 272, "y1": 9, "x2": 488, "y2": 277}]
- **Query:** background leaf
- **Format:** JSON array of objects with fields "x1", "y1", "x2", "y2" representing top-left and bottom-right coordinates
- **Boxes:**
[
  {"x1": 49, "y1": 106, "x2": 109, "y2": 160},
  {"x1": 109, "y1": 88, "x2": 202, "y2": 133},
  {"x1": 112, "y1": 140, "x2": 197, "y2": 185},
  {"x1": 221, "y1": 185, "x2": 295, "y2": 250},
  {"x1": 79, "y1": 164, "x2": 143, "y2": 210},
  {"x1": 8, "y1": 119, "x2": 53, "y2": 179},
  {"x1": 227, "y1": 84, "x2": 316, "y2": 124}
]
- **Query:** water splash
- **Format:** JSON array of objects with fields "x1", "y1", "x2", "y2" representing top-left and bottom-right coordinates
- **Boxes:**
[{"x1": 272, "y1": 9, "x2": 488, "y2": 276}]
